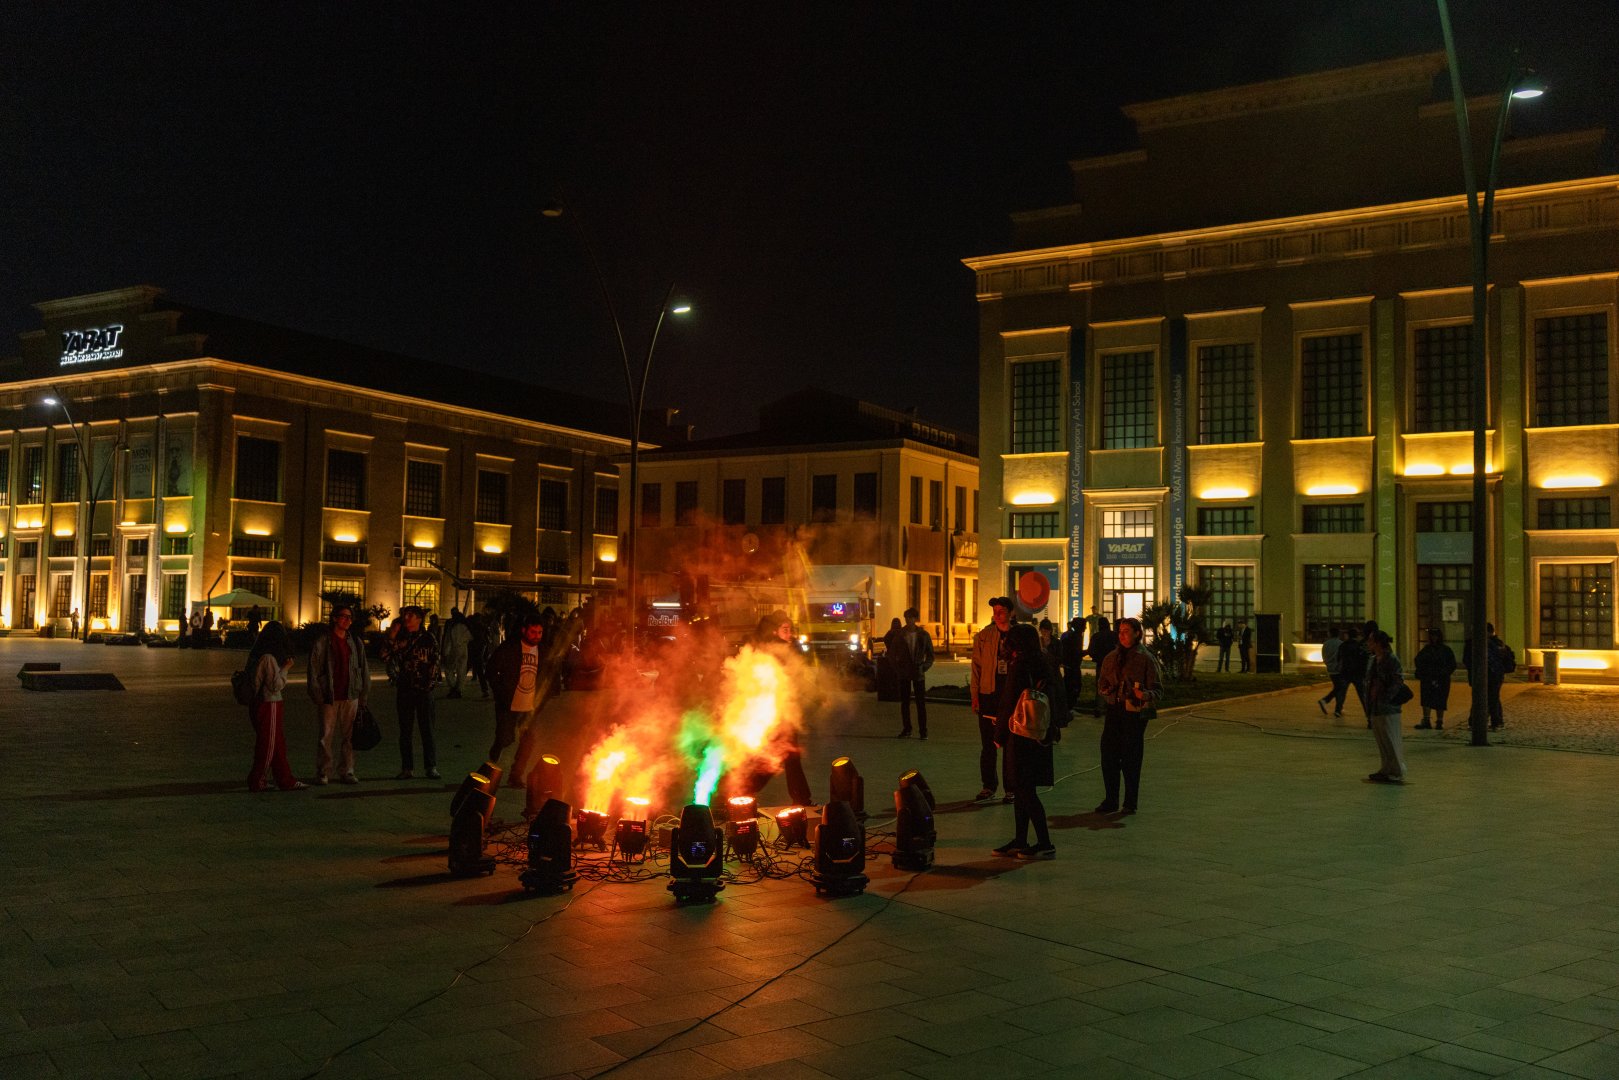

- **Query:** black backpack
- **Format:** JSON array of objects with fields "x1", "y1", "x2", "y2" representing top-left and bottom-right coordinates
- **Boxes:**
[{"x1": 231, "y1": 666, "x2": 256, "y2": 707}]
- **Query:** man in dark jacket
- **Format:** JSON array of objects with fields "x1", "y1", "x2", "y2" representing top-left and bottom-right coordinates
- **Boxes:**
[
  {"x1": 1059, "y1": 617, "x2": 1085, "y2": 703},
  {"x1": 1463, "y1": 623, "x2": 1512, "y2": 731},
  {"x1": 890, "y1": 607, "x2": 934, "y2": 739},
  {"x1": 1085, "y1": 616, "x2": 1118, "y2": 716},
  {"x1": 383, "y1": 606, "x2": 441, "y2": 780},
  {"x1": 485, "y1": 614, "x2": 545, "y2": 785}
]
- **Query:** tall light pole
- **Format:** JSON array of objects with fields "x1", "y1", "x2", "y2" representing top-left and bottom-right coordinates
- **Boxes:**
[
  {"x1": 1435, "y1": 3, "x2": 1544, "y2": 746},
  {"x1": 42, "y1": 388, "x2": 98, "y2": 642},
  {"x1": 542, "y1": 202, "x2": 690, "y2": 658}
]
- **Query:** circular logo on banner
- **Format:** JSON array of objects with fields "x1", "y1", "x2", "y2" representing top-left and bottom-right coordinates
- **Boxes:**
[{"x1": 1016, "y1": 571, "x2": 1051, "y2": 615}]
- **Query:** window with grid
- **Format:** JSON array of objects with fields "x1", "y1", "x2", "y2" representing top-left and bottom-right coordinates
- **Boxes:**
[
  {"x1": 234, "y1": 437, "x2": 282, "y2": 502},
  {"x1": 163, "y1": 536, "x2": 190, "y2": 556},
  {"x1": 811, "y1": 474, "x2": 837, "y2": 523},
  {"x1": 1412, "y1": 325, "x2": 1472, "y2": 432},
  {"x1": 853, "y1": 473, "x2": 878, "y2": 522},
  {"x1": 325, "y1": 449, "x2": 366, "y2": 510},
  {"x1": 402, "y1": 579, "x2": 439, "y2": 613},
  {"x1": 1302, "y1": 504, "x2": 1366, "y2": 533},
  {"x1": 1300, "y1": 333, "x2": 1365, "y2": 438},
  {"x1": 536, "y1": 557, "x2": 568, "y2": 576},
  {"x1": 908, "y1": 475, "x2": 922, "y2": 524},
  {"x1": 1100, "y1": 566, "x2": 1155, "y2": 618},
  {"x1": 674, "y1": 481, "x2": 699, "y2": 526},
  {"x1": 1197, "y1": 506, "x2": 1256, "y2": 535},
  {"x1": 161, "y1": 574, "x2": 188, "y2": 620},
  {"x1": 954, "y1": 486, "x2": 967, "y2": 533},
  {"x1": 1010, "y1": 359, "x2": 1062, "y2": 453},
  {"x1": 954, "y1": 577, "x2": 967, "y2": 623},
  {"x1": 127, "y1": 538, "x2": 149, "y2": 558},
  {"x1": 761, "y1": 477, "x2": 786, "y2": 525},
  {"x1": 18, "y1": 540, "x2": 39, "y2": 559},
  {"x1": 0, "y1": 447, "x2": 9, "y2": 503},
  {"x1": 475, "y1": 470, "x2": 508, "y2": 524},
  {"x1": 321, "y1": 542, "x2": 367, "y2": 564},
  {"x1": 1536, "y1": 314, "x2": 1610, "y2": 426},
  {"x1": 594, "y1": 487, "x2": 618, "y2": 534},
  {"x1": 90, "y1": 537, "x2": 111, "y2": 557},
  {"x1": 722, "y1": 479, "x2": 747, "y2": 526},
  {"x1": 538, "y1": 479, "x2": 568, "y2": 530},
  {"x1": 1102, "y1": 351, "x2": 1156, "y2": 449},
  {"x1": 474, "y1": 551, "x2": 511, "y2": 572},
  {"x1": 320, "y1": 577, "x2": 365, "y2": 615},
  {"x1": 1416, "y1": 564, "x2": 1470, "y2": 641},
  {"x1": 1010, "y1": 511, "x2": 1061, "y2": 538},
  {"x1": 50, "y1": 538, "x2": 75, "y2": 558},
  {"x1": 1303, "y1": 564, "x2": 1365, "y2": 642},
  {"x1": 907, "y1": 574, "x2": 921, "y2": 614},
  {"x1": 232, "y1": 538, "x2": 281, "y2": 559},
  {"x1": 1539, "y1": 497, "x2": 1611, "y2": 530},
  {"x1": 1539, "y1": 563, "x2": 1614, "y2": 648},
  {"x1": 405, "y1": 460, "x2": 443, "y2": 517},
  {"x1": 928, "y1": 480, "x2": 943, "y2": 530},
  {"x1": 1199, "y1": 566, "x2": 1254, "y2": 627},
  {"x1": 89, "y1": 573, "x2": 109, "y2": 618},
  {"x1": 403, "y1": 549, "x2": 436, "y2": 568},
  {"x1": 51, "y1": 574, "x2": 73, "y2": 617},
  {"x1": 640, "y1": 483, "x2": 662, "y2": 528},
  {"x1": 1197, "y1": 344, "x2": 1257, "y2": 444},
  {"x1": 55, "y1": 443, "x2": 79, "y2": 502},
  {"x1": 1416, "y1": 502, "x2": 1472, "y2": 533},
  {"x1": 927, "y1": 576, "x2": 941, "y2": 623},
  {"x1": 1102, "y1": 509, "x2": 1154, "y2": 537},
  {"x1": 22, "y1": 446, "x2": 44, "y2": 503}
]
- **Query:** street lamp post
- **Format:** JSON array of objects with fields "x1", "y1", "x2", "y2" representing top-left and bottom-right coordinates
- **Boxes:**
[
  {"x1": 42, "y1": 389, "x2": 99, "y2": 642},
  {"x1": 542, "y1": 203, "x2": 689, "y2": 658},
  {"x1": 1435, "y1": 3, "x2": 1544, "y2": 746}
]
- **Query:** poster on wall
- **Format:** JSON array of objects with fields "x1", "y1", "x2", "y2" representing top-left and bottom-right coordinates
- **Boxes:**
[
  {"x1": 164, "y1": 431, "x2": 192, "y2": 498},
  {"x1": 126, "y1": 434, "x2": 153, "y2": 498},
  {"x1": 1009, "y1": 564, "x2": 1060, "y2": 623}
]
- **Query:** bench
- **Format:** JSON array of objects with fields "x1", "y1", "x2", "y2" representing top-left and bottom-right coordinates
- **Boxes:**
[{"x1": 18, "y1": 671, "x2": 126, "y2": 692}]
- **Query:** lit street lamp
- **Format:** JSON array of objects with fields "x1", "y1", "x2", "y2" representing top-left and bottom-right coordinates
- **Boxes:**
[
  {"x1": 542, "y1": 202, "x2": 691, "y2": 656},
  {"x1": 1435, "y1": 3, "x2": 1544, "y2": 746},
  {"x1": 42, "y1": 389, "x2": 122, "y2": 642}
]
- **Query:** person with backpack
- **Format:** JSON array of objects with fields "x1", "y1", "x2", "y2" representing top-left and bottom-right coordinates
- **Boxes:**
[
  {"x1": 990, "y1": 622, "x2": 1058, "y2": 860},
  {"x1": 244, "y1": 621, "x2": 306, "y2": 792},
  {"x1": 1463, "y1": 622, "x2": 1514, "y2": 731}
]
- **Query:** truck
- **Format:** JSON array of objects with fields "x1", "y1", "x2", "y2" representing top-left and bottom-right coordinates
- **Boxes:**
[{"x1": 801, "y1": 565, "x2": 908, "y2": 660}]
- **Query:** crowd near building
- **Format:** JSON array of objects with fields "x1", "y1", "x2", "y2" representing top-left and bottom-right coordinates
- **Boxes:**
[{"x1": 969, "y1": 54, "x2": 1619, "y2": 671}]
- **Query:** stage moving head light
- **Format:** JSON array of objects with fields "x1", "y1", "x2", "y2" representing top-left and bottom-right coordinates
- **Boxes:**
[
  {"x1": 898, "y1": 768, "x2": 935, "y2": 810},
  {"x1": 615, "y1": 797, "x2": 651, "y2": 858},
  {"x1": 448, "y1": 787, "x2": 496, "y2": 878},
  {"x1": 892, "y1": 781, "x2": 936, "y2": 872},
  {"x1": 726, "y1": 817, "x2": 760, "y2": 859},
  {"x1": 775, "y1": 805, "x2": 809, "y2": 848},
  {"x1": 810, "y1": 799, "x2": 868, "y2": 897},
  {"x1": 450, "y1": 763, "x2": 501, "y2": 819},
  {"x1": 576, "y1": 809, "x2": 610, "y2": 849},
  {"x1": 520, "y1": 798, "x2": 578, "y2": 894},
  {"x1": 668, "y1": 803, "x2": 725, "y2": 903},
  {"x1": 524, "y1": 754, "x2": 562, "y2": 819},
  {"x1": 726, "y1": 795, "x2": 758, "y2": 821},
  {"x1": 829, "y1": 757, "x2": 865, "y2": 820}
]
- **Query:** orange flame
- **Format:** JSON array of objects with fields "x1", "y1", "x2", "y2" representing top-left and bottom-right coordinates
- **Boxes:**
[{"x1": 715, "y1": 646, "x2": 799, "y2": 770}]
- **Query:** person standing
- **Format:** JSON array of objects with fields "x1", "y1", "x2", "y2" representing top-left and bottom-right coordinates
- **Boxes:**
[
  {"x1": 1317, "y1": 625, "x2": 1345, "y2": 716},
  {"x1": 384, "y1": 606, "x2": 441, "y2": 780},
  {"x1": 1095, "y1": 617, "x2": 1161, "y2": 815},
  {"x1": 1237, "y1": 618, "x2": 1253, "y2": 673},
  {"x1": 1365, "y1": 630, "x2": 1407, "y2": 782},
  {"x1": 468, "y1": 612, "x2": 492, "y2": 699},
  {"x1": 891, "y1": 607, "x2": 934, "y2": 739},
  {"x1": 970, "y1": 596, "x2": 1016, "y2": 802},
  {"x1": 70, "y1": 608, "x2": 80, "y2": 640},
  {"x1": 1086, "y1": 616, "x2": 1117, "y2": 716},
  {"x1": 1463, "y1": 623, "x2": 1512, "y2": 731},
  {"x1": 307, "y1": 604, "x2": 368, "y2": 785},
  {"x1": 246, "y1": 621, "x2": 305, "y2": 792},
  {"x1": 188, "y1": 609, "x2": 204, "y2": 649},
  {"x1": 247, "y1": 605, "x2": 263, "y2": 640},
  {"x1": 991, "y1": 623, "x2": 1056, "y2": 859},
  {"x1": 1215, "y1": 621, "x2": 1234, "y2": 672},
  {"x1": 441, "y1": 608, "x2": 472, "y2": 699},
  {"x1": 1059, "y1": 617, "x2": 1085, "y2": 705},
  {"x1": 1414, "y1": 627, "x2": 1458, "y2": 730},
  {"x1": 485, "y1": 613, "x2": 544, "y2": 783},
  {"x1": 202, "y1": 607, "x2": 216, "y2": 646}
]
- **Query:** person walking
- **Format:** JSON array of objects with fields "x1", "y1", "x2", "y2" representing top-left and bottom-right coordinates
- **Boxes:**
[
  {"x1": 245, "y1": 621, "x2": 306, "y2": 792},
  {"x1": 1237, "y1": 618, "x2": 1253, "y2": 672},
  {"x1": 1215, "y1": 621, "x2": 1234, "y2": 672},
  {"x1": 1059, "y1": 617, "x2": 1085, "y2": 704},
  {"x1": 1085, "y1": 616, "x2": 1117, "y2": 716},
  {"x1": 1463, "y1": 622, "x2": 1513, "y2": 731},
  {"x1": 991, "y1": 622, "x2": 1056, "y2": 860},
  {"x1": 1365, "y1": 629, "x2": 1407, "y2": 782},
  {"x1": 441, "y1": 608, "x2": 472, "y2": 699},
  {"x1": 1317, "y1": 625, "x2": 1345, "y2": 716},
  {"x1": 468, "y1": 612, "x2": 492, "y2": 699},
  {"x1": 970, "y1": 596, "x2": 1016, "y2": 802},
  {"x1": 1095, "y1": 617, "x2": 1161, "y2": 815},
  {"x1": 1414, "y1": 627, "x2": 1458, "y2": 730},
  {"x1": 307, "y1": 604, "x2": 368, "y2": 785},
  {"x1": 889, "y1": 607, "x2": 934, "y2": 739},
  {"x1": 1337, "y1": 628, "x2": 1368, "y2": 719},
  {"x1": 384, "y1": 606, "x2": 441, "y2": 780},
  {"x1": 485, "y1": 613, "x2": 545, "y2": 784}
]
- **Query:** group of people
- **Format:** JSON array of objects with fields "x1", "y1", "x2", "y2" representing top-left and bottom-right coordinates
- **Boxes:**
[{"x1": 1213, "y1": 619, "x2": 1255, "y2": 672}]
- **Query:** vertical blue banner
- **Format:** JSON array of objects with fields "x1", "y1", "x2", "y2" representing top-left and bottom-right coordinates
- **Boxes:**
[
  {"x1": 1067, "y1": 329, "x2": 1087, "y2": 622},
  {"x1": 1168, "y1": 319, "x2": 1188, "y2": 601}
]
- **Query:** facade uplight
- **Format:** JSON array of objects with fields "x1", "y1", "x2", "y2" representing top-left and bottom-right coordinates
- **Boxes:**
[
  {"x1": 1304, "y1": 484, "x2": 1359, "y2": 497},
  {"x1": 1010, "y1": 492, "x2": 1058, "y2": 506},
  {"x1": 1542, "y1": 475, "x2": 1603, "y2": 490},
  {"x1": 1198, "y1": 487, "x2": 1251, "y2": 500}
]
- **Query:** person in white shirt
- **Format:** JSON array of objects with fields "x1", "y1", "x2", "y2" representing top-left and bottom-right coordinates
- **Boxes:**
[{"x1": 484, "y1": 614, "x2": 546, "y2": 784}]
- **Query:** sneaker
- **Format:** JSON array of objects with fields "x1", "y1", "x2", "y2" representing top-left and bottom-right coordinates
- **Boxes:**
[
  {"x1": 1002, "y1": 793, "x2": 1015, "y2": 803},
  {"x1": 339, "y1": 774, "x2": 359, "y2": 785},
  {"x1": 976, "y1": 787, "x2": 995, "y2": 801},
  {"x1": 426, "y1": 768, "x2": 442, "y2": 780},
  {"x1": 281, "y1": 781, "x2": 308, "y2": 791},
  {"x1": 1333, "y1": 712, "x2": 1344, "y2": 718},
  {"x1": 992, "y1": 840, "x2": 1029, "y2": 857},
  {"x1": 395, "y1": 770, "x2": 413, "y2": 780},
  {"x1": 1318, "y1": 699, "x2": 1327, "y2": 716},
  {"x1": 896, "y1": 731, "x2": 912, "y2": 738},
  {"x1": 1019, "y1": 843, "x2": 1056, "y2": 859},
  {"x1": 313, "y1": 776, "x2": 329, "y2": 786},
  {"x1": 1368, "y1": 772, "x2": 1390, "y2": 782},
  {"x1": 919, "y1": 733, "x2": 928, "y2": 740}
]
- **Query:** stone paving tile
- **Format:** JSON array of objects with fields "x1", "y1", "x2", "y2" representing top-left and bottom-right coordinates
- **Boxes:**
[
  {"x1": 1303, "y1": 1021, "x2": 1438, "y2": 1064},
  {"x1": 1223, "y1": 1042, "x2": 1365, "y2": 1079},
  {"x1": 901, "y1": 1044, "x2": 1052, "y2": 1080},
  {"x1": 1418, "y1": 1040, "x2": 1534, "y2": 1076},
  {"x1": 1483, "y1": 1013, "x2": 1610, "y2": 1052},
  {"x1": 794, "y1": 1033, "x2": 947, "y2": 1079},
  {"x1": 1109, "y1": 1031, "x2": 1254, "y2": 1078}
]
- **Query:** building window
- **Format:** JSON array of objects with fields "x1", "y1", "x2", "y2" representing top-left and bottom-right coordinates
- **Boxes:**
[
  {"x1": 163, "y1": 535, "x2": 191, "y2": 556},
  {"x1": 50, "y1": 538, "x2": 76, "y2": 558},
  {"x1": 321, "y1": 542, "x2": 367, "y2": 564},
  {"x1": 1010, "y1": 511, "x2": 1061, "y2": 538},
  {"x1": 640, "y1": 483, "x2": 662, "y2": 528},
  {"x1": 23, "y1": 446, "x2": 44, "y2": 504},
  {"x1": 402, "y1": 578, "x2": 439, "y2": 614},
  {"x1": 50, "y1": 573, "x2": 73, "y2": 618},
  {"x1": 954, "y1": 577, "x2": 967, "y2": 624},
  {"x1": 1197, "y1": 506, "x2": 1255, "y2": 535},
  {"x1": 325, "y1": 449, "x2": 366, "y2": 510},
  {"x1": 928, "y1": 479, "x2": 943, "y2": 530},
  {"x1": 1300, "y1": 333, "x2": 1365, "y2": 439},
  {"x1": 909, "y1": 475, "x2": 922, "y2": 525},
  {"x1": 1199, "y1": 566, "x2": 1254, "y2": 628},
  {"x1": 1010, "y1": 358, "x2": 1062, "y2": 454},
  {"x1": 1539, "y1": 497, "x2": 1611, "y2": 530},
  {"x1": 403, "y1": 549, "x2": 437, "y2": 568},
  {"x1": 1540, "y1": 563, "x2": 1614, "y2": 648},
  {"x1": 594, "y1": 487, "x2": 618, "y2": 534},
  {"x1": 126, "y1": 538, "x2": 149, "y2": 558},
  {"x1": 1416, "y1": 564, "x2": 1470, "y2": 642},
  {"x1": 90, "y1": 537, "x2": 111, "y2": 557},
  {"x1": 722, "y1": 479, "x2": 747, "y2": 525},
  {"x1": 954, "y1": 486, "x2": 967, "y2": 533},
  {"x1": 1302, "y1": 503, "x2": 1366, "y2": 533},
  {"x1": 1197, "y1": 343, "x2": 1256, "y2": 444},
  {"x1": 927, "y1": 575, "x2": 941, "y2": 624},
  {"x1": 320, "y1": 577, "x2": 365, "y2": 614},
  {"x1": 674, "y1": 481, "x2": 699, "y2": 526},
  {"x1": 761, "y1": 477, "x2": 786, "y2": 525},
  {"x1": 853, "y1": 472, "x2": 878, "y2": 522},
  {"x1": 1101, "y1": 351, "x2": 1156, "y2": 449},
  {"x1": 1303, "y1": 564, "x2": 1365, "y2": 642},
  {"x1": 475, "y1": 470, "x2": 509, "y2": 524},
  {"x1": 811, "y1": 474, "x2": 837, "y2": 523},
  {"x1": 1100, "y1": 565, "x2": 1155, "y2": 620},
  {"x1": 161, "y1": 573, "x2": 188, "y2": 620},
  {"x1": 235, "y1": 437, "x2": 282, "y2": 502},
  {"x1": 907, "y1": 573, "x2": 921, "y2": 615},
  {"x1": 406, "y1": 460, "x2": 443, "y2": 517},
  {"x1": 1412, "y1": 325, "x2": 1472, "y2": 432},
  {"x1": 225, "y1": 574, "x2": 275, "y2": 619},
  {"x1": 18, "y1": 539, "x2": 39, "y2": 560},
  {"x1": 1415, "y1": 502, "x2": 1472, "y2": 532},
  {"x1": 474, "y1": 550, "x2": 511, "y2": 572},
  {"x1": 1102, "y1": 509, "x2": 1154, "y2": 537},
  {"x1": 972, "y1": 490, "x2": 979, "y2": 533},
  {"x1": 89, "y1": 573, "x2": 109, "y2": 618},
  {"x1": 536, "y1": 557, "x2": 568, "y2": 576},
  {"x1": 0, "y1": 447, "x2": 9, "y2": 503},
  {"x1": 539, "y1": 479, "x2": 568, "y2": 531},
  {"x1": 1535, "y1": 313, "x2": 1610, "y2": 427},
  {"x1": 55, "y1": 443, "x2": 80, "y2": 502},
  {"x1": 232, "y1": 537, "x2": 282, "y2": 559}
]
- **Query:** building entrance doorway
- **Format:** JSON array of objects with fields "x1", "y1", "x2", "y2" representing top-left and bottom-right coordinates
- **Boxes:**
[
  {"x1": 17, "y1": 574, "x2": 36, "y2": 630},
  {"x1": 1111, "y1": 590, "x2": 1147, "y2": 623}
]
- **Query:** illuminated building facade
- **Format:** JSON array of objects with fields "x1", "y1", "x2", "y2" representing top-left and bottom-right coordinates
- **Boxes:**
[
  {"x1": 968, "y1": 54, "x2": 1619, "y2": 670},
  {"x1": 0, "y1": 286, "x2": 635, "y2": 635}
]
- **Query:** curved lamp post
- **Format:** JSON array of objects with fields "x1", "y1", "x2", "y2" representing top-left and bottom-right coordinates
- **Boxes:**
[
  {"x1": 41, "y1": 389, "x2": 94, "y2": 641},
  {"x1": 542, "y1": 203, "x2": 690, "y2": 657},
  {"x1": 1435, "y1": 2, "x2": 1543, "y2": 746}
]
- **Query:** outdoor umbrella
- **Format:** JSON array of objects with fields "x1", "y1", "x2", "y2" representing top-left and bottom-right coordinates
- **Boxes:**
[{"x1": 205, "y1": 588, "x2": 276, "y2": 608}]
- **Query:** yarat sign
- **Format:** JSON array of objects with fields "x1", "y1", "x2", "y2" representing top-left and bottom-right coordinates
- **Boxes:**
[{"x1": 60, "y1": 324, "x2": 125, "y2": 366}]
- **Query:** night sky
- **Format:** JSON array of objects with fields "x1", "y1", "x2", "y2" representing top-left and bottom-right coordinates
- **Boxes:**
[{"x1": 3, "y1": 2, "x2": 1615, "y2": 438}]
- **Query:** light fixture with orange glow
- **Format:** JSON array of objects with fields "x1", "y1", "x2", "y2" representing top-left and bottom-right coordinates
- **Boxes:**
[
  {"x1": 331, "y1": 532, "x2": 359, "y2": 544},
  {"x1": 1304, "y1": 484, "x2": 1359, "y2": 497},
  {"x1": 165, "y1": 523, "x2": 187, "y2": 533},
  {"x1": 1404, "y1": 464, "x2": 1444, "y2": 477},
  {"x1": 243, "y1": 527, "x2": 270, "y2": 537},
  {"x1": 1010, "y1": 492, "x2": 1058, "y2": 506},
  {"x1": 1198, "y1": 487, "x2": 1251, "y2": 501},
  {"x1": 481, "y1": 543, "x2": 504, "y2": 554},
  {"x1": 1542, "y1": 475, "x2": 1603, "y2": 490},
  {"x1": 411, "y1": 538, "x2": 436, "y2": 549}
]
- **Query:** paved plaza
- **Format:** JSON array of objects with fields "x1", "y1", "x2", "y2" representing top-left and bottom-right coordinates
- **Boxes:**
[{"x1": 6, "y1": 638, "x2": 1619, "y2": 1079}]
